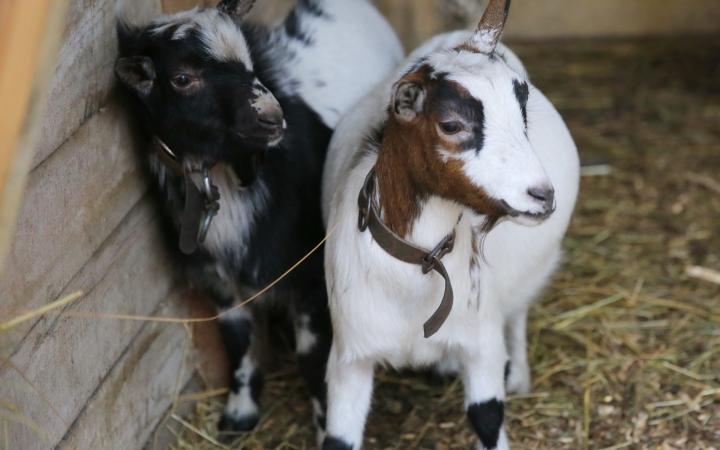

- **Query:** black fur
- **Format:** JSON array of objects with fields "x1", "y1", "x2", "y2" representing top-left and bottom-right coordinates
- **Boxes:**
[
  {"x1": 513, "y1": 79, "x2": 529, "y2": 127},
  {"x1": 116, "y1": 5, "x2": 333, "y2": 434},
  {"x1": 467, "y1": 398, "x2": 505, "y2": 449},
  {"x1": 323, "y1": 436, "x2": 353, "y2": 450},
  {"x1": 431, "y1": 71, "x2": 486, "y2": 154}
]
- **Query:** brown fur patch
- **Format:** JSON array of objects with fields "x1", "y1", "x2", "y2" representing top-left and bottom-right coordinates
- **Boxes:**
[
  {"x1": 454, "y1": 42, "x2": 481, "y2": 54},
  {"x1": 374, "y1": 66, "x2": 506, "y2": 238}
]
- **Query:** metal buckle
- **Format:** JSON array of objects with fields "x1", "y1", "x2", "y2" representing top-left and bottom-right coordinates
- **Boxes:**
[
  {"x1": 197, "y1": 166, "x2": 220, "y2": 244},
  {"x1": 422, "y1": 231, "x2": 456, "y2": 274}
]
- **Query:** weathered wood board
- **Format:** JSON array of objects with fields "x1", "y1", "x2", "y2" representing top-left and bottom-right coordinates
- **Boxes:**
[
  {"x1": 56, "y1": 291, "x2": 192, "y2": 450},
  {"x1": 1, "y1": 198, "x2": 179, "y2": 448},
  {"x1": 31, "y1": 0, "x2": 161, "y2": 169},
  {"x1": 0, "y1": 105, "x2": 149, "y2": 347},
  {"x1": 0, "y1": 0, "x2": 202, "y2": 448}
]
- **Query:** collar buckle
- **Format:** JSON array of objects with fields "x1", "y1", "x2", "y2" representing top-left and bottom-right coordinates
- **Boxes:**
[
  {"x1": 422, "y1": 231, "x2": 456, "y2": 274},
  {"x1": 154, "y1": 137, "x2": 221, "y2": 253},
  {"x1": 357, "y1": 167, "x2": 457, "y2": 338}
]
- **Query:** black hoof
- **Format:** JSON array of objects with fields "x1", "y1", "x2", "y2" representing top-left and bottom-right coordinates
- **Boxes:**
[
  {"x1": 218, "y1": 413, "x2": 259, "y2": 433},
  {"x1": 323, "y1": 436, "x2": 353, "y2": 450}
]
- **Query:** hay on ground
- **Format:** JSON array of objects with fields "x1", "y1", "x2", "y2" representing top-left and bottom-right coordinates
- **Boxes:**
[{"x1": 168, "y1": 37, "x2": 720, "y2": 450}]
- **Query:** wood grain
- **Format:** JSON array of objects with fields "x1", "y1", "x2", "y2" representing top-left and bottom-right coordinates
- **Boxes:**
[
  {"x1": 1, "y1": 199, "x2": 180, "y2": 448},
  {"x1": 31, "y1": 0, "x2": 161, "y2": 170},
  {"x1": 56, "y1": 290, "x2": 191, "y2": 450},
  {"x1": 0, "y1": 104, "x2": 149, "y2": 345}
]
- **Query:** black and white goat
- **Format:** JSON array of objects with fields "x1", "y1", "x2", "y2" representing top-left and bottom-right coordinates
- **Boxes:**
[
  {"x1": 321, "y1": 1, "x2": 580, "y2": 449},
  {"x1": 114, "y1": 0, "x2": 402, "y2": 440}
]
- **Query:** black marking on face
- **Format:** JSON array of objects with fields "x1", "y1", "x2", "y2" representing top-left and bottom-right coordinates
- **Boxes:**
[
  {"x1": 504, "y1": 360, "x2": 511, "y2": 382},
  {"x1": 431, "y1": 72, "x2": 485, "y2": 154},
  {"x1": 513, "y1": 79, "x2": 529, "y2": 128},
  {"x1": 323, "y1": 436, "x2": 353, "y2": 450},
  {"x1": 467, "y1": 399, "x2": 505, "y2": 449}
]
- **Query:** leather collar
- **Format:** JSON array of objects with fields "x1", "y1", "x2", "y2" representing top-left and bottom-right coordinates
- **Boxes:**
[
  {"x1": 358, "y1": 168, "x2": 456, "y2": 338},
  {"x1": 153, "y1": 137, "x2": 220, "y2": 255}
]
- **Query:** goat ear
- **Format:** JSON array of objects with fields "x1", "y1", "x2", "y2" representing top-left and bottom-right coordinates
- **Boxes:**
[
  {"x1": 116, "y1": 21, "x2": 141, "y2": 57},
  {"x1": 115, "y1": 56, "x2": 156, "y2": 96},
  {"x1": 392, "y1": 82, "x2": 426, "y2": 121},
  {"x1": 216, "y1": 0, "x2": 256, "y2": 20},
  {"x1": 467, "y1": 0, "x2": 510, "y2": 54}
]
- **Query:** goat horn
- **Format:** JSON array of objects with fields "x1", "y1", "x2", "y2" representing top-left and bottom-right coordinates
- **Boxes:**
[{"x1": 467, "y1": 0, "x2": 511, "y2": 54}]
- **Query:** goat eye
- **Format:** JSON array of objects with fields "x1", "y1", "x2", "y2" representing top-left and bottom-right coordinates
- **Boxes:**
[
  {"x1": 172, "y1": 75, "x2": 192, "y2": 88},
  {"x1": 439, "y1": 121, "x2": 462, "y2": 135}
]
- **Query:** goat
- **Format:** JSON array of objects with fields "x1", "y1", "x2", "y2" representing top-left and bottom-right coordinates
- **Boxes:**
[
  {"x1": 114, "y1": 0, "x2": 402, "y2": 441},
  {"x1": 320, "y1": 1, "x2": 580, "y2": 448}
]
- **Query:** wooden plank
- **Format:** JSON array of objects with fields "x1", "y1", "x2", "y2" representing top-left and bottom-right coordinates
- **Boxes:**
[
  {"x1": 0, "y1": 0, "x2": 69, "y2": 276},
  {"x1": 0, "y1": 103, "x2": 149, "y2": 345},
  {"x1": 56, "y1": 290, "x2": 191, "y2": 450},
  {"x1": 0, "y1": 198, "x2": 179, "y2": 448},
  {"x1": 31, "y1": 0, "x2": 161, "y2": 169}
]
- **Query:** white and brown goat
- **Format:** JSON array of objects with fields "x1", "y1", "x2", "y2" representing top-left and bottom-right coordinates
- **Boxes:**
[{"x1": 320, "y1": 1, "x2": 580, "y2": 449}]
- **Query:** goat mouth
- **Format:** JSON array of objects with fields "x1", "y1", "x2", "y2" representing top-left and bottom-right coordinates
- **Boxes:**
[
  {"x1": 499, "y1": 200, "x2": 555, "y2": 222},
  {"x1": 236, "y1": 129, "x2": 284, "y2": 146}
]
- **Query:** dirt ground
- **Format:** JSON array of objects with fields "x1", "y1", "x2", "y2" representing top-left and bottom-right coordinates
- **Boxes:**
[{"x1": 167, "y1": 38, "x2": 720, "y2": 450}]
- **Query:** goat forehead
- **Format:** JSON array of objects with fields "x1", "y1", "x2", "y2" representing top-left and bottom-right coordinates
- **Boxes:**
[
  {"x1": 150, "y1": 9, "x2": 253, "y2": 69},
  {"x1": 443, "y1": 68, "x2": 526, "y2": 112}
]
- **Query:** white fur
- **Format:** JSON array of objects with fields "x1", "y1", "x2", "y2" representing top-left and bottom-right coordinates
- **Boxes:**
[
  {"x1": 295, "y1": 314, "x2": 318, "y2": 355},
  {"x1": 225, "y1": 354, "x2": 259, "y2": 419},
  {"x1": 202, "y1": 166, "x2": 268, "y2": 258},
  {"x1": 272, "y1": 0, "x2": 403, "y2": 128},
  {"x1": 322, "y1": 31, "x2": 580, "y2": 449},
  {"x1": 151, "y1": 8, "x2": 254, "y2": 68}
]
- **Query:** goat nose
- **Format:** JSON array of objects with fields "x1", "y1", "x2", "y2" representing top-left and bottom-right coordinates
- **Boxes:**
[
  {"x1": 258, "y1": 109, "x2": 284, "y2": 132},
  {"x1": 528, "y1": 185, "x2": 555, "y2": 208}
]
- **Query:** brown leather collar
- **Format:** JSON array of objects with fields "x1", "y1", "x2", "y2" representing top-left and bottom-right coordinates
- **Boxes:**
[
  {"x1": 153, "y1": 137, "x2": 220, "y2": 255},
  {"x1": 358, "y1": 168, "x2": 456, "y2": 338}
]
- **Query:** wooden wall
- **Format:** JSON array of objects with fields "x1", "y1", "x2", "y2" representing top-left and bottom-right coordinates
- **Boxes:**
[
  {"x1": 0, "y1": 0, "x2": 197, "y2": 448},
  {"x1": 377, "y1": 0, "x2": 720, "y2": 50},
  {"x1": 163, "y1": 0, "x2": 720, "y2": 51}
]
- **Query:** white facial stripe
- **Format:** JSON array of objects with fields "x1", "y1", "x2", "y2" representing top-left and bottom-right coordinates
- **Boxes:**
[
  {"x1": 172, "y1": 23, "x2": 194, "y2": 40},
  {"x1": 150, "y1": 9, "x2": 253, "y2": 69},
  {"x1": 149, "y1": 8, "x2": 200, "y2": 36},
  {"x1": 197, "y1": 12, "x2": 253, "y2": 67}
]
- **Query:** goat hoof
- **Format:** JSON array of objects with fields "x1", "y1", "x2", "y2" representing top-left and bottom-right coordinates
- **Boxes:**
[{"x1": 218, "y1": 413, "x2": 259, "y2": 434}]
